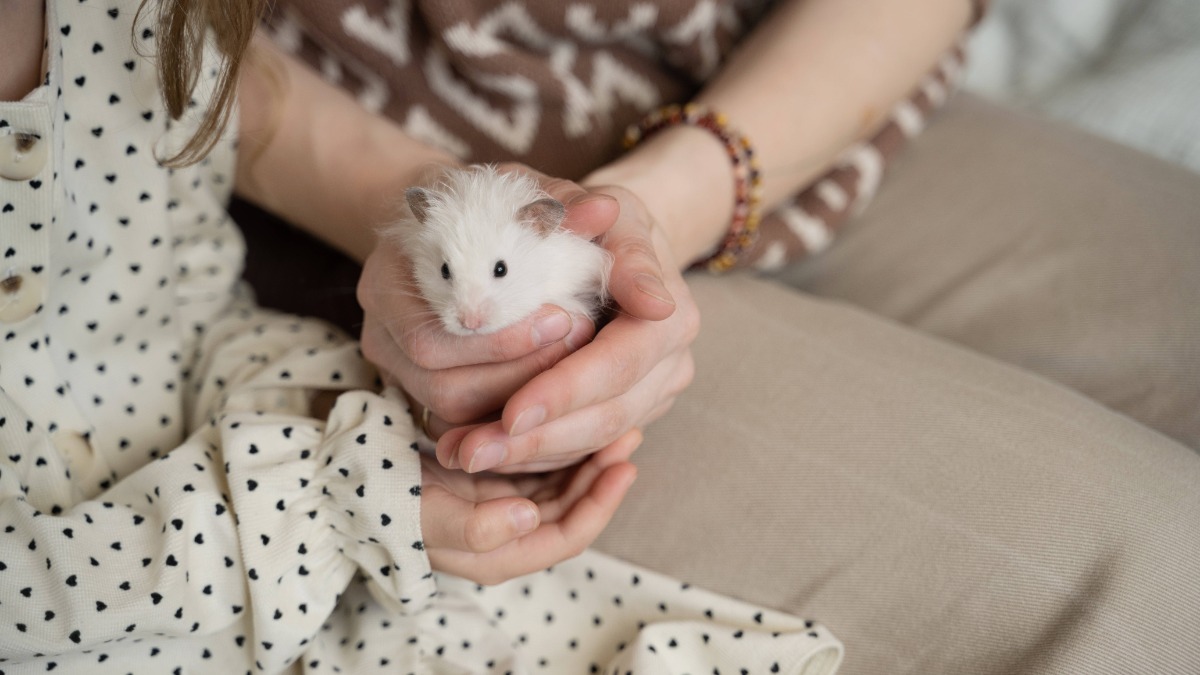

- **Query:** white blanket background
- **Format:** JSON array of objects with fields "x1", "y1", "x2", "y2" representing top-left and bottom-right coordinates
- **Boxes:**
[{"x1": 964, "y1": 0, "x2": 1200, "y2": 174}]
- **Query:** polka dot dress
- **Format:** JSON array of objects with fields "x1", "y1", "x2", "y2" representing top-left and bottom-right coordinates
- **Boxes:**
[{"x1": 0, "y1": 2, "x2": 843, "y2": 673}]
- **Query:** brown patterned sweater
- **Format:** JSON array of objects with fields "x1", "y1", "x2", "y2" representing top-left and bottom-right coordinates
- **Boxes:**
[{"x1": 263, "y1": 0, "x2": 985, "y2": 271}]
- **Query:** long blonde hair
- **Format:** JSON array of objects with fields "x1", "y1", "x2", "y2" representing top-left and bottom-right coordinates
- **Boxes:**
[{"x1": 138, "y1": 0, "x2": 268, "y2": 167}]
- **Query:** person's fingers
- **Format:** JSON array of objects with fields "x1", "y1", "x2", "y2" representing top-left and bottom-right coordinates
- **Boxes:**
[
  {"x1": 500, "y1": 303, "x2": 698, "y2": 438},
  {"x1": 533, "y1": 429, "x2": 642, "y2": 522},
  {"x1": 454, "y1": 351, "x2": 690, "y2": 472},
  {"x1": 427, "y1": 460, "x2": 637, "y2": 585},
  {"x1": 434, "y1": 423, "x2": 479, "y2": 469},
  {"x1": 482, "y1": 449, "x2": 597, "y2": 476},
  {"x1": 411, "y1": 403, "x2": 496, "y2": 445},
  {"x1": 357, "y1": 237, "x2": 450, "y2": 357},
  {"x1": 496, "y1": 460, "x2": 637, "y2": 569},
  {"x1": 563, "y1": 192, "x2": 622, "y2": 239},
  {"x1": 582, "y1": 185, "x2": 685, "y2": 322},
  {"x1": 486, "y1": 392, "x2": 675, "y2": 473},
  {"x1": 492, "y1": 393, "x2": 681, "y2": 473},
  {"x1": 603, "y1": 217, "x2": 677, "y2": 322},
  {"x1": 391, "y1": 313, "x2": 595, "y2": 425},
  {"x1": 503, "y1": 355, "x2": 686, "y2": 468},
  {"x1": 358, "y1": 266, "x2": 439, "y2": 381},
  {"x1": 421, "y1": 487, "x2": 541, "y2": 554},
  {"x1": 391, "y1": 304, "x2": 582, "y2": 371}
]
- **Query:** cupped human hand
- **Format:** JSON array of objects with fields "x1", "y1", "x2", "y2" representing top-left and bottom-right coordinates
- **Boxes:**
[
  {"x1": 421, "y1": 428, "x2": 640, "y2": 585},
  {"x1": 357, "y1": 163, "x2": 620, "y2": 433},
  {"x1": 438, "y1": 185, "x2": 700, "y2": 474}
]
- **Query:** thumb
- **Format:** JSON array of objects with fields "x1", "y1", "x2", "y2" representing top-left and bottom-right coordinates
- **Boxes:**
[
  {"x1": 421, "y1": 488, "x2": 541, "y2": 554},
  {"x1": 604, "y1": 216, "x2": 677, "y2": 321},
  {"x1": 563, "y1": 191, "x2": 621, "y2": 240}
]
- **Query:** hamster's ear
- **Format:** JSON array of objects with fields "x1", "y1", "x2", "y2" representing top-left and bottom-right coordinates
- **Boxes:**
[
  {"x1": 405, "y1": 187, "x2": 435, "y2": 224},
  {"x1": 517, "y1": 198, "x2": 566, "y2": 236}
]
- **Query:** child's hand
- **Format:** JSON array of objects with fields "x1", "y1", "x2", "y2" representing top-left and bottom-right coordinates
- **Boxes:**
[{"x1": 419, "y1": 429, "x2": 641, "y2": 585}]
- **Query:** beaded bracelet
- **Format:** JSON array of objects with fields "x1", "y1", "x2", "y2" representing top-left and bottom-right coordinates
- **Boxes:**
[{"x1": 623, "y1": 103, "x2": 762, "y2": 273}]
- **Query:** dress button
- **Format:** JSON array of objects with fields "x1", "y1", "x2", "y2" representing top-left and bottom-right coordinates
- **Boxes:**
[
  {"x1": 0, "y1": 270, "x2": 44, "y2": 323},
  {"x1": 0, "y1": 131, "x2": 48, "y2": 181},
  {"x1": 52, "y1": 429, "x2": 95, "y2": 471}
]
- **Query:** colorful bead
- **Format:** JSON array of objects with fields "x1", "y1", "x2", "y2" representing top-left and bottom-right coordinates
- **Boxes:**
[{"x1": 624, "y1": 103, "x2": 763, "y2": 272}]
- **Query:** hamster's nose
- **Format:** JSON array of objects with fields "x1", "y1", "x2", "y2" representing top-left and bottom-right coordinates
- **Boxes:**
[{"x1": 457, "y1": 309, "x2": 486, "y2": 331}]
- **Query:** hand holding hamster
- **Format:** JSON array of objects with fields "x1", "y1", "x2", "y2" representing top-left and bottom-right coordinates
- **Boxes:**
[
  {"x1": 357, "y1": 163, "x2": 696, "y2": 476},
  {"x1": 391, "y1": 165, "x2": 613, "y2": 337},
  {"x1": 357, "y1": 163, "x2": 622, "y2": 434},
  {"x1": 436, "y1": 185, "x2": 699, "y2": 474}
]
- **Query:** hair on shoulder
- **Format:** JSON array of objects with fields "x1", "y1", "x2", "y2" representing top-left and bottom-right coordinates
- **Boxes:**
[{"x1": 137, "y1": 0, "x2": 268, "y2": 167}]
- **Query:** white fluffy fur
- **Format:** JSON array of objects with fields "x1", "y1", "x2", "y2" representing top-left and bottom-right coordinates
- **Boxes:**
[{"x1": 390, "y1": 165, "x2": 612, "y2": 336}]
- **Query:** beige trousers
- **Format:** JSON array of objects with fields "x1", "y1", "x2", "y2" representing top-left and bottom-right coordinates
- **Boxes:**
[{"x1": 595, "y1": 96, "x2": 1200, "y2": 674}]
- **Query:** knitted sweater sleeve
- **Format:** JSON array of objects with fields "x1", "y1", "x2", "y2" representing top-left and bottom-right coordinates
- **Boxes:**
[
  {"x1": 261, "y1": 0, "x2": 994, "y2": 272},
  {"x1": 729, "y1": 0, "x2": 994, "y2": 271}
]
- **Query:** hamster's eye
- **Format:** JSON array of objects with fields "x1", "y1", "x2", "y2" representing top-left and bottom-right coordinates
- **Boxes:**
[
  {"x1": 493, "y1": 260, "x2": 507, "y2": 278},
  {"x1": 440, "y1": 262, "x2": 451, "y2": 280}
]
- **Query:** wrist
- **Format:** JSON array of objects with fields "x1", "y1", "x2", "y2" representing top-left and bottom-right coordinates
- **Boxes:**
[{"x1": 584, "y1": 125, "x2": 734, "y2": 268}]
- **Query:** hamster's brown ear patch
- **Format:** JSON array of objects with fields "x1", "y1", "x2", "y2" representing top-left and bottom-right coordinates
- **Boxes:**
[
  {"x1": 405, "y1": 187, "x2": 434, "y2": 224},
  {"x1": 517, "y1": 198, "x2": 566, "y2": 236}
]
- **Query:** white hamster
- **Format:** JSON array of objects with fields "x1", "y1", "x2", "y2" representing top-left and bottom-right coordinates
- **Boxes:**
[{"x1": 391, "y1": 165, "x2": 612, "y2": 336}]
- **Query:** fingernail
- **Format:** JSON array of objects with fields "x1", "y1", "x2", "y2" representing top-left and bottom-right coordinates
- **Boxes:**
[
  {"x1": 468, "y1": 442, "x2": 507, "y2": 473},
  {"x1": 436, "y1": 441, "x2": 458, "y2": 469},
  {"x1": 633, "y1": 273, "x2": 675, "y2": 306},
  {"x1": 510, "y1": 503, "x2": 538, "y2": 534},
  {"x1": 563, "y1": 314, "x2": 594, "y2": 353},
  {"x1": 509, "y1": 405, "x2": 546, "y2": 437},
  {"x1": 440, "y1": 437, "x2": 463, "y2": 469},
  {"x1": 568, "y1": 193, "x2": 613, "y2": 206},
  {"x1": 532, "y1": 311, "x2": 572, "y2": 347}
]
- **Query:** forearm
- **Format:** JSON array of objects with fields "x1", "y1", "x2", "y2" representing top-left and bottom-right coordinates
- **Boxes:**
[
  {"x1": 585, "y1": 0, "x2": 973, "y2": 267},
  {"x1": 235, "y1": 35, "x2": 458, "y2": 263}
]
